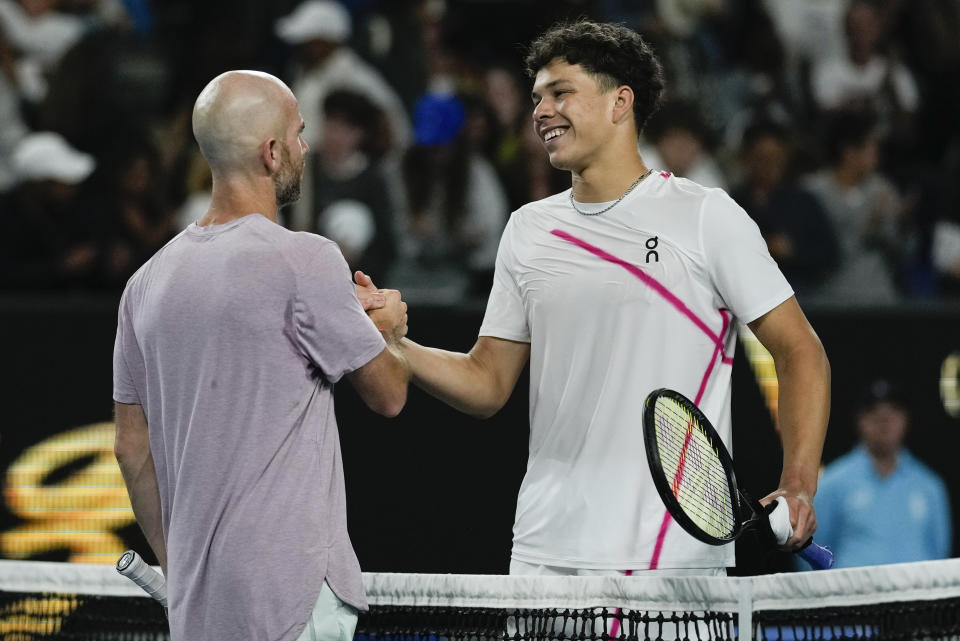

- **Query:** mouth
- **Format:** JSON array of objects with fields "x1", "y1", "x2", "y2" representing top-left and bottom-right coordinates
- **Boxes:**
[{"x1": 542, "y1": 127, "x2": 568, "y2": 144}]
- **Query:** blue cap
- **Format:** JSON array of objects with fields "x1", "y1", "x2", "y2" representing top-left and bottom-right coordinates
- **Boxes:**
[{"x1": 413, "y1": 93, "x2": 465, "y2": 146}]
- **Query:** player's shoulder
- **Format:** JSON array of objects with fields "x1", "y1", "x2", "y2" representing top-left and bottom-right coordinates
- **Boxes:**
[
  {"x1": 647, "y1": 173, "x2": 741, "y2": 213},
  {"x1": 121, "y1": 227, "x2": 191, "y2": 296},
  {"x1": 511, "y1": 190, "x2": 570, "y2": 221},
  {"x1": 270, "y1": 225, "x2": 344, "y2": 270},
  {"x1": 644, "y1": 174, "x2": 749, "y2": 238}
]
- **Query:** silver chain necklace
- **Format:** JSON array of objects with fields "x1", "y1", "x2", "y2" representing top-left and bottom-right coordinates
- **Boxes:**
[{"x1": 569, "y1": 168, "x2": 655, "y2": 216}]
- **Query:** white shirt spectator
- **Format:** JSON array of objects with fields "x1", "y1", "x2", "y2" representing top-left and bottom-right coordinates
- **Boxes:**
[
  {"x1": 811, "y1": 54, "x2": 919, "y2": 113},
  {"x1": 762, "y1": 0, "x2": 848, "y2": 66},
  {"x1": 291, "y1": 47, "x2": 411, "y2": 152},
  {"x1": 0, "y1": 0, "x2": 85, "y2": 70}
]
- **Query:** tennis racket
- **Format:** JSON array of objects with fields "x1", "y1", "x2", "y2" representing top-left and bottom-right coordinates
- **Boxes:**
[
  {"x1": 643, "y1": 388, "x2": 834, "y2": 570},
  {"x1": 117, "y1": 549, "x2": 168, "y2": 607}
]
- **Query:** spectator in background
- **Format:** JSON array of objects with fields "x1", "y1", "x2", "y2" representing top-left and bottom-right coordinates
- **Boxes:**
[
  {"x1": 932, "y1": 146, "x2": 960, "y2": 298},
  {"x1": 884, "y1": 0, "x2": 960, "y2": 166},
  {"x1": 0, "y1": 26, "x2": 30, "y2": 192},
  {"x1": 352, "y1": 0, "x2": 431, "y2": 117},
  {"x1": 803, "y1": 110, "x2": 906, "y2": 305},
  {"x1": 762, "y1": 0, "x2": 848, "y2": 114},
  {"x1": 0, "y1": 0, "x2": 87, "y2": 72},
  {"x1": 391, "y1": 92, "x2": 508, "y2": 304},
  {"x1": 731, "y1": 121, "x2": 839, "y2": 297},
  {"x1": 482, "y1": 63, "x2": 566, "y2": 211},
  {"x1": 291, "y1": 89, "x2": 398, "y2": 279},
  {"x1": 932, "y1": 218, "x2": 960, "y2": 298},
  {"x1": 275, "y1": 0, "x2": 411, "y2": 153},
  {"x1": 276, "y1": 0, "x2": 412, "y2": 241},
  {"x1": 810, "y1": 0, "x2": 919, "y2": 129},
  {"x1": 639, "y1": 100, "x2": 728, "y2": 189},
  {"x1": 86, "y1": 138, "x2": 176, "y2": 290},
  {"x1": 0, "y1": 131, "x2": 97, "y2": 289},
  {"x1": 813, "y1": 379, "x2": 952, "y2": 568}
]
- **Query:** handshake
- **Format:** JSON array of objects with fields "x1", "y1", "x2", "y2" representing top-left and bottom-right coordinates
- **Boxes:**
[{"x1": 353, "y1": 270, "x2": 408, "y2": 345}]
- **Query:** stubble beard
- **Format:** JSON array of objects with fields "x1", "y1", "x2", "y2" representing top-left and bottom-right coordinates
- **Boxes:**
[{"x1": 273, "y1": 143, "x2": 303, "y2": 207}]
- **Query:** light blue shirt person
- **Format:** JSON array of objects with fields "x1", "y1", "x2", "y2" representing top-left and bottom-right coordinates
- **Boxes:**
[{"x1": 811, "y1": 380, "x2": 952, "y2": 568}]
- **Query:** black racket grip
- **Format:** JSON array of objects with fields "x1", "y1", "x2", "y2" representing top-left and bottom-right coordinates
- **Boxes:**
[{"x1": 797, "y1": 538, "x2": 834, "y2": 570}]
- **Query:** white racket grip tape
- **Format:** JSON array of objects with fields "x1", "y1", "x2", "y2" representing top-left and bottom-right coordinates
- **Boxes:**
[
  {"x1": 768, "y1": 496, "x2": 794, "y2": 545},
  {"x1": 766, "y1": 498, "x2": 836, "y2": 570},
  {"x1": 117, "y1": 550, "x2": 168, "y2": 607}
]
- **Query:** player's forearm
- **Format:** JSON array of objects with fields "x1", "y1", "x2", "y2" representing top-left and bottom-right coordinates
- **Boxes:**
[
  {"x1": 774, "y1": 338, "x2": 831, "y2": 497},
  {"x1": 116, "y1": 443, "x2": 167, "y2": 573},
  {"x1": 398, "y1": 338, "x2": 508, "y2": 418}
]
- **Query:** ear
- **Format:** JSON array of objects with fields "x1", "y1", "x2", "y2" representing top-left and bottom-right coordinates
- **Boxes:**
[
  {"x1": 261, "y1": 137, "x2": 280, "y2": 173},
  {"x1": 611, "y1": 85, "x2": 635, "y2": 127}
]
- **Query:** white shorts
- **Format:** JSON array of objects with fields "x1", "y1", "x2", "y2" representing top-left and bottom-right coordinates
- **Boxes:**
[
  {"x1": 509, "y1": 558, "x2": 727, "y2": 577},
  {"x1": 295, "y1": 581, "x2": 359, "y2": 641}
]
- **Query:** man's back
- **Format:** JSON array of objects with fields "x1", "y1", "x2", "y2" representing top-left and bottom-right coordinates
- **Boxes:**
[{"x1": 113, "y1": 213, "x2": 385, "y2": 640}]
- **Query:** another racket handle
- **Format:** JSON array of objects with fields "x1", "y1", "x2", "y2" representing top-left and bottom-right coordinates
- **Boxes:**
[
  {"x1": 798, "y1": 540, "x2": 835, "y2": 570},
  {"x1": 117, "y1": 549, "x2": 168, "y2": 607}
]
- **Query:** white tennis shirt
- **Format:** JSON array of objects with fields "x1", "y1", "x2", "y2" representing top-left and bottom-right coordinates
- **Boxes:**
[{"x1": 479, "y1": 171, "x2": 793, "y2": 570}]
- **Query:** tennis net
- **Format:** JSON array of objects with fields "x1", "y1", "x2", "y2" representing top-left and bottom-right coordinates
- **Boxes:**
[{"x1": 2, "y1": 558, "x2": 960, "y2": 640}]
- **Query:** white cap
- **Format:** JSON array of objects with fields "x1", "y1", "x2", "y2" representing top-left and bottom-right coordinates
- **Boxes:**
[
  {"x1": 275, "y1": 0, "x2": 351, "y2": 45},
  {"x1": 11, "y1": 132, "x2": 95, "y2": 185}
]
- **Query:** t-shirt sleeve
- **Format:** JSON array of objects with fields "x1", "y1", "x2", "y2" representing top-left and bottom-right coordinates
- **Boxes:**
[
  {"x1": 478, "y1": 217, "x2": 530, "y2": 342},
  {"x1": 113, "y1": 287, "x2": 144, "y2": 405},
  {"x1": 701, "y1": 190, "x2": 794, "y2": 323},
  {"x1": 293, "y1": 240, "x2": 386, "y2": 383}
]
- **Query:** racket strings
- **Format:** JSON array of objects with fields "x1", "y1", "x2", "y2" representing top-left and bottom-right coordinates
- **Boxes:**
[{"x1": 653, "y1": 399, "x2": 737, "y2": 539}]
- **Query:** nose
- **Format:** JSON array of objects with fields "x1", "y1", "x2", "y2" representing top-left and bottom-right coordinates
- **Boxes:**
[{"x1": 532, "y1": 97, "x2": 554, "y2": 122}]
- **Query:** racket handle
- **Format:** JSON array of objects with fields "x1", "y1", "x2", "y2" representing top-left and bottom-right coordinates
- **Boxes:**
[
  {"x1": 798, "y1": 539, "x2": 835, "y2": 570},
  {"x1": 117, "y1": 549, "x2": 168, "y2": 607},
  {"x1": 767, "y1": 497, "x2": 835, "y2": 570}
]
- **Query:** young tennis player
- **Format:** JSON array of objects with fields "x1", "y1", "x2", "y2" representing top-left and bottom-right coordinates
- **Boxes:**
[{"x1": 360, "y1": 19, "x2": 831, "y2": 577}]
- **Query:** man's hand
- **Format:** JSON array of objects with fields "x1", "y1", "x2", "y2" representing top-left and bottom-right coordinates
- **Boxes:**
[
  {"x1": 369, "y1": 289, "x2": 408, "y2": 345},
  {"x1": 760, "y1": 487, "x2": 816, "y2": 550},
  {"x1": 355, "y1": 270, "x2": 385, "y2": 311}
]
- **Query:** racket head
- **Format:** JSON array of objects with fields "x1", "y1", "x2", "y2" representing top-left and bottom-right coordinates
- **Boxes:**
[{"x1": 643, "y1": 388, "x2": 743, "y2": 545}]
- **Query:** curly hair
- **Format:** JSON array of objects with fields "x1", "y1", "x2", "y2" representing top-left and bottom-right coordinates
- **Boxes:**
[{"x1": 524, "y1": 20, "x2": 665, "y2": 136}]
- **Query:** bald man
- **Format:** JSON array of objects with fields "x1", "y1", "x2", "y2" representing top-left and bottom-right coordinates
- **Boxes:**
[{"x1": 113, "y1": 70, "x2": 410, "y2": 641}]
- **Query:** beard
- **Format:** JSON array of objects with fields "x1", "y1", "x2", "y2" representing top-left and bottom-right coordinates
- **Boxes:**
[{"x1": 273, "y1": 142, "x2": 304, "y2": 207}]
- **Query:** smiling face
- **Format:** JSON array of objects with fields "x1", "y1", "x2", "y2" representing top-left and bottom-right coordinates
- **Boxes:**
[{"x1": 530, "y1": 59, "x2": 624, "y2": 174}]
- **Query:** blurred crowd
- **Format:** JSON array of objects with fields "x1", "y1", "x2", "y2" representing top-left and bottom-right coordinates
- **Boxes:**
[{"x1": 1, "y1": 0, "x2": 959, "y2": 305}]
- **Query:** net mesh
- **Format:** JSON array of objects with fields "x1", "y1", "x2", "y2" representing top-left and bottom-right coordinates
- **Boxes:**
[{"x1": 3, "y1": 559, "x2": 960, "y2": 641}]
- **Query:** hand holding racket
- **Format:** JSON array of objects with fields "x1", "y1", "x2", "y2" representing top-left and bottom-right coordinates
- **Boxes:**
[{"x1": 642, "y1": 388, "x2": 834, "y2": 570}]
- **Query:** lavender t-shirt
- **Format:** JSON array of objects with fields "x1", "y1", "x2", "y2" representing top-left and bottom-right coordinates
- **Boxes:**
[{"x1": 113, "y1": 214, "x2": 385, "y2": 641}]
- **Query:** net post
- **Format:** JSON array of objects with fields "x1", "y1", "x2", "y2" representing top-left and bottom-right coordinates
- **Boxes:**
[{"x1": 738, "y1": 577, "x2": 753, "y2": 641}]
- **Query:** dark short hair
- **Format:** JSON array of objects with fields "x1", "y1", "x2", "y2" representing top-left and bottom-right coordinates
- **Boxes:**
[
  {"x1": 857, "y1": 378, "x2": 908, "y2": 413},
  {"x1": 323, "y1": 89, "x2": 391, "y2": 158},
  {"x1": 823, "y1": 109, "x2": 879, "y2": 165},
  {"x1": 524, "y1": 19, "x2": 665, "y2": 136},
  {"x1": 323, "y1": 90, "x2": 382, "y2": 132},
  {"x1": 741, "y1": 119, "x2": 789, "y2": 151}
]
